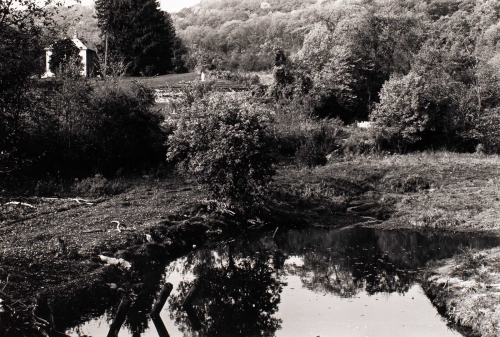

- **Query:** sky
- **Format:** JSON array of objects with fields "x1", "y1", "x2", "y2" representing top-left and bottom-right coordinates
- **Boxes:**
[{"x1": 77, "y1": 0, "x2": 202, "y2": 12}]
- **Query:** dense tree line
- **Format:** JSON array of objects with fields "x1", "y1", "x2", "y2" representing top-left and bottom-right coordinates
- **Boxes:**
[{"x1": 177, "y1": 0, "x2": 500, "y2": 152}]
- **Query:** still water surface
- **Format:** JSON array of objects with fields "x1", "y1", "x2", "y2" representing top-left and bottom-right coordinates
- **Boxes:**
[{"x1": 66, "y1": 226, "x2": 500, "y2": 337}]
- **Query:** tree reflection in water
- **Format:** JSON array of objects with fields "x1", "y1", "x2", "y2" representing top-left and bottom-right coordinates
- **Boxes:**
[
  {"x1": 167, "y1": 243, "x2": 285, "y2": 336},
  {"x1": 280, "y1": 226, "x2": 500, "y2": 298},
  {"x1": 64, "y1": 226, "x2": 500, "y2": 336},
  {"x1": 165, "y1": 227, "x2": 500, "y2": 336}
]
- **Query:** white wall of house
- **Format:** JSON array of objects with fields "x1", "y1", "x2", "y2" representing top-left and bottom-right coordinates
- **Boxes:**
[
  {"x1": 43, "y1": 50, "x2": 55, "y2": 78},
  {"x1": 43, "y1": 38, "x2": 91, "y2": 77},
  {"x1": 79, "y1": 49, "x2": 88, "y2": 77}
]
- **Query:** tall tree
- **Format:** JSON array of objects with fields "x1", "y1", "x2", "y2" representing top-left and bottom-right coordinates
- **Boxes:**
[
  {"x1": 0, "y1": 0, "x2": 55, "y2": 173},
  {"x1": 95, "y1": 0, "x2": 179, "y2": 75}
]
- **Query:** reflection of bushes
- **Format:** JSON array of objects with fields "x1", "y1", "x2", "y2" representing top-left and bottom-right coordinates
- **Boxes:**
[{"x1": 168, "y1": 251, "x2": 283, "y2": 336}]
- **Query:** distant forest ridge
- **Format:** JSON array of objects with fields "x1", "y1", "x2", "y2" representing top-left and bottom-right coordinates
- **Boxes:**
[{"x1": 172, "y1": 0, "x2": 470, "y2": 71}]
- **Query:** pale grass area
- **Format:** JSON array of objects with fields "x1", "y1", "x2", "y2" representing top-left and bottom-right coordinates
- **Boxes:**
[
  {"x1": 425, "y1": 247, "x2": 500, "y2": 337},
  {"x1": 276, "y1": 152, "x2": 500, "y2": 231},
  {"x1": 382, "y1": 153, "x2": 500, "y2": 232},
  {"x1": 331, "y1": 152, "x2": 500, "y2": 232}
]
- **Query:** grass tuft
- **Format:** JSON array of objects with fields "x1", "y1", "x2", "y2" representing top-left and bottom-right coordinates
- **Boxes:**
[{"x1": 424, "y1": 247, "x2": 500, "y2": 337}]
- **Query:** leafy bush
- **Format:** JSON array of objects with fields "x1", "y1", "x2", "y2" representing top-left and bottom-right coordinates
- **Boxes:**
[
  {"x1": 340, "y1": 126, "x2": 381, "y2": 155},
  {"x1": 470, "y1": 107, "x2": 500, "y2": 153},
  {"x1": 85, "y1": 80, "x2": 167, "y2": 174},
  {"x1": 72, "y1": 174, "x2": 128, "y2": 197},
  {"x1": 178, "y1": 79, "x2": 218, "y2": 105},
  {"x1": 370, "y1": 72, "x2": 431, "y2": 147},
  {"x1": 167, "y1": 92, "x2": 276, "y2": 212},
  {"x1": 295, "y1": 122, "x2": 343, "y2": 167}
]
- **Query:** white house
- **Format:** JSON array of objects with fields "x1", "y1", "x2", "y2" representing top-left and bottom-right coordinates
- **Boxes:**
[{"x1": 43, "y1": 34, "x2": 97, "y2": 78}]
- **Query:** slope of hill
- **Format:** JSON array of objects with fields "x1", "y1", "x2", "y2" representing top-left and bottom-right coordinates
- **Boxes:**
[
  {"x1": 45, "y1": 4, "x2": 101, "y2": 49},
  {"x1": 173, "y1": 0, "x2": 466, "y2": 72}
]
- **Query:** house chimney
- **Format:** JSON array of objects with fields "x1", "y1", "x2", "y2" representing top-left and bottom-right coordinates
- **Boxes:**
[{"x1": 73, "y1": 30, "x2": 78, "y2": 39}]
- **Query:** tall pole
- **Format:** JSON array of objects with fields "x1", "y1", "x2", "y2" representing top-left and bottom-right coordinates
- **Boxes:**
[{"x1": 104, "y1": 31, "x2": 108, "y2": 77}]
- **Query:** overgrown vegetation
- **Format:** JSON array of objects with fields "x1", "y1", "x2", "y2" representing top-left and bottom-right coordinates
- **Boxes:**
[
  {"x1": 167, "y1": 92, "x2": 277, "y2": 213},
  {"x1": 424, "y1": 246, "x2": 500, "y2": 337},
  {"x1": 49, "y1": 38, "x2": 83, "y2": 77},
  {"x1": 174, "y1": 0, "x2": 500, "y2": 154},
  {"x1": 1, "y1": 78, "x2": 167, "y2": 180}
]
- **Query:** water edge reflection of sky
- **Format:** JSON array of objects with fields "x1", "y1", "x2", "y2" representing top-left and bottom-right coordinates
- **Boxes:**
[{"x1": 65, "y1": 226, "x2": 500, "y2": 337}]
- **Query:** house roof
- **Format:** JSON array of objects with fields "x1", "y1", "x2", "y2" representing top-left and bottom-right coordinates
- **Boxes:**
[
  {"x1": 72, "y1": 37, "x2": 88, "y2": 50},
  {"x1": 45, "y1": 37, "x2": 95, "y2": 51}
]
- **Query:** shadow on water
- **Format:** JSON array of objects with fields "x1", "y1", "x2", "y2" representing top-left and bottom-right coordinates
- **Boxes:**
[{"x1": 61, "y1": 227, "x2": 500, "y2": 337}]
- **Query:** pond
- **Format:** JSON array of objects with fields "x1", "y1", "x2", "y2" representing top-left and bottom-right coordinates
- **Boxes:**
[{"x1": 64, "y1": 226, "x2": 500, "y2": 337}]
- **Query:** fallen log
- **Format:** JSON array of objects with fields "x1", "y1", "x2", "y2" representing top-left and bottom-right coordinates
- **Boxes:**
[{"x1": 4, "y1": 201, "x2": 36, "y2": 209}]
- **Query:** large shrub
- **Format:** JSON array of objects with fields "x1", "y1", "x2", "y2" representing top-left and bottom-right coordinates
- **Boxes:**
[
  {"x1": 5, "y1": 78, "x2": 167, "y2": 177},
  {"x1": 49, "y1": 38, "x2": 83, "y2": 77},
  {"x1": 85, "y1": 80, "x2": 167, "y2": 174},
  {"x1": 370, "y1": 72, "x2": 431, "y2": 148},
  {"x1": 167, "y1": 92, "x2": 276, "y2": 212}
]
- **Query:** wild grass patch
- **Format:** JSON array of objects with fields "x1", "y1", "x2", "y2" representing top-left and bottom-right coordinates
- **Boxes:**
[
  {"x1": 381, "y1": 174, "x2": 432, "y2": 193},
  {"x1": 72, "y1": 174, "x2": 129, "y2": 197},
  {"x1": 276, "y1": 152, "x2": 500, "y2": 231},
  {"x1": 425, "y1": 247, "x2": 500, "y2": 337}
]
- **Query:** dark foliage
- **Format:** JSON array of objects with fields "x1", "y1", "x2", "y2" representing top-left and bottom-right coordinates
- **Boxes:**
[
  {"x1": 295, "y1": 125, "x2": 341, "y2": 168},
  {"x1": 0, "y1": 27, "x2": 45, "y2": 174},
  {"x1": 2, "y1": 79, "x2": 168, "y2": 178},
  {"x1": 95, "y1": 0, "x2": 181, "y2": 75}
]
